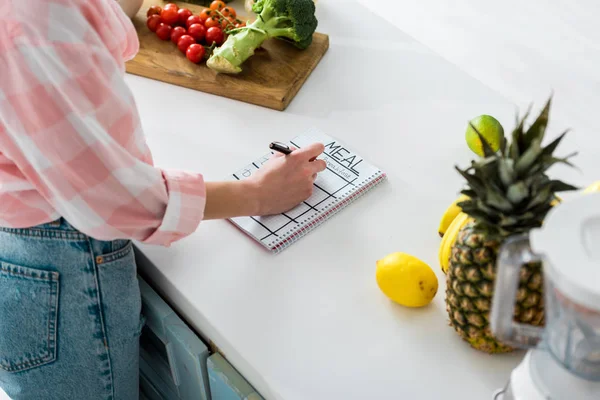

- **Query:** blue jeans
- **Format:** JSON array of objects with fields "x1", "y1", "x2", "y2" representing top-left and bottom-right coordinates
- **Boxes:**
[{"x1": 0, "y1": 219, "x2": 143, "y2": 399}]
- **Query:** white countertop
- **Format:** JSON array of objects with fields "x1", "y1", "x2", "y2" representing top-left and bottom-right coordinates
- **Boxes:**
[{"x1": 127, "y1": 1, "x2": 598, "y2": 399}]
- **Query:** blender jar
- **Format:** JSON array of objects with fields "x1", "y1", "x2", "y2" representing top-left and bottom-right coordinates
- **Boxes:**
[{"x1": 544, "y1": 274, "x2": 600, "y2": 380}]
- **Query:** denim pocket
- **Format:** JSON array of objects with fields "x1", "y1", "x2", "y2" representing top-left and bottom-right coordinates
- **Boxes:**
[
  {"x1": 96, "y1": 242, "x2": 142, "y2": 340},
  {"x1": 0, "y1": 261, "x2": 59, "y2": 372}
]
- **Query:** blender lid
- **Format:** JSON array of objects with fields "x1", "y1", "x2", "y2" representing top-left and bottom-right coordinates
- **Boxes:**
[{"x1": 530, "y1": 192, "x2": 600, "y2": 311}]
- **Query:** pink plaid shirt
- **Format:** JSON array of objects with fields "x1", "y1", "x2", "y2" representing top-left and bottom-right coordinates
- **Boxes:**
[{"x1": 0, "y1": 0, "x2": 206, "y2": 246}]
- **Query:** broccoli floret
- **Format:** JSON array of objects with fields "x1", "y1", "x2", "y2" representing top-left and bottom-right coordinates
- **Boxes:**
[
  {"x1": 207, "y1": 0, "x2": 318, "y2": 74},
  {"x1": 253, "y1": 0, "x2": 317, "y2": 49}
]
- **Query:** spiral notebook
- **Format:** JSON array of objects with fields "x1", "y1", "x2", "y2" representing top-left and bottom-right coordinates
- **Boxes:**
[{"x1": 228, "y1": 130, "x2": 387, "y2": 254}]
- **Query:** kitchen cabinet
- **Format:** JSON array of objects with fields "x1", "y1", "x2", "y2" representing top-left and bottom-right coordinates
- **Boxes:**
[
  {"x1": 138, "y1": 275, "x2": 264, "y2": 400},
  {"x1": 138, "y1": 276, "x2": 212, "y2": 400}
]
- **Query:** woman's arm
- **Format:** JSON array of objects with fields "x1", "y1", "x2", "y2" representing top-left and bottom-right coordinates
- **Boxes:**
[{"x1": 204, "y1": 181, "x2": 260, "y2": 220}]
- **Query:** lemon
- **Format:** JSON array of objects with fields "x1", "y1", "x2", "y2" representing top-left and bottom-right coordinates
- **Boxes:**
[
  {"x1": 375, "y1": 252, "x2": 438, "y2": 307},
  {"x1": 465, "y1": 115, "x2": 504, "y2": 156}
]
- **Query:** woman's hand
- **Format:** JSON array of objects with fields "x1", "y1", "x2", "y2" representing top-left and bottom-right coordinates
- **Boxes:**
[
  {"x1": 203, "y1": 142, "x2": 327, "y2": 220},
  {"x1": 248, "y1": 142, "x2": 327, "y2": 215}
]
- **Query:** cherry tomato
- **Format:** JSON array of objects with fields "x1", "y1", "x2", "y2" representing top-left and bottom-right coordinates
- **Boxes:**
[
  {"x1": 235, "y1": 21, "x2": 246, "y2": 28},
  {"x1": 186, "y1": 15, "x2": 202, "y2": 28},
  {"x1": 204, "y1": 17, "x2": 219, "y2": 28},
  {"x1": 147, "y1": 5, "x2": 162, "y2": 17},
  {"x1": 177, "y1": 8, "x2": 193, "y2": 26},
  {"x1": 177, "y1": 35, "x2": 196, "y2": 53},
  {"x1": 205, "y1": 27, "x2": 224, "y2": 46},
  {"x1": 186, "y1": 44, "x2": 206, "y2": 64},
  {"x1": 219, "y1": 17, "x2": 233, "y2": 30},
  {"x1": 147, "y1": 15, "x2": 162, "y2": 32},
  {"x1": 163, "y1": 3, "x2": 178, "y2": 11},
  {"x1": 199, "y1": 9, "x2": 214, "y2": 22},
  {"x1": 187, "y1": 23, "x2": 206, "y2": 42},
  {"x1": 220, "y1": 6, "x2": 236, "y2": 18},
  {"x1": 155, "y1": 23, "x2": 172, "y2": 40},
  {"x1": 160, "y1": 7, "x2": 179, "y2": 26},
  {"x1": 170, "y1": 26, "x2": 187, "y2": 44},
  {"x1": 209, "y1": 1, "x2": 226, "y2": 11}
]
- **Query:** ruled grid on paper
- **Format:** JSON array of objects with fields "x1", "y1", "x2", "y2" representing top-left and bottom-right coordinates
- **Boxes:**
[{"x1": 227, "y1": 130, "x2": 386, "y2": 253}]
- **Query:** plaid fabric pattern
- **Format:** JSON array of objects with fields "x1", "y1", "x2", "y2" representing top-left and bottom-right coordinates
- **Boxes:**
[{"x1": 0, "y1": 0, "x2": 206, "y2": 246}]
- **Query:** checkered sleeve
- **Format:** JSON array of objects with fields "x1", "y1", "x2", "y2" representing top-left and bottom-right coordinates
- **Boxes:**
[{"x1": 0, "y1": 1, "x2": 206, "y2": 246}]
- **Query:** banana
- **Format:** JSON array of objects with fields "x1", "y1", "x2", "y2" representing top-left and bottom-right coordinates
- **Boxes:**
[
  {"x1": 439, "y1": 212, "x2": 471, "y2": 274},
  {"x1": 438, "y1": 194, "x2": 469, "y2": 237},
  {"x1": 584, "y1": 181, "x2": 600, "y2": 194},
  {"x1": 438, "y1": 225, "x2": 452, "y2": 268}
]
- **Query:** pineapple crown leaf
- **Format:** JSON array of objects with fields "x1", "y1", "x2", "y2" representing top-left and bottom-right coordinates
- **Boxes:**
[
  {"x1": 540, "y1": 129, "x2": 569, "y2": 157},
  {"x1": 455, "y1": 165, "x2": 486, "y2": 193},
  {"x1": 523, "y1": 96, "x2": 552, "y2": 147},
  {"x1": 546, "y1": 153, "x2": 578, "y2": 170},
  {"x1": 545, "y1": 179, "x2": 579, "y2": 193},
  {"x1": 506, "y1": 181, "x2": 529, "y2": 204},
  {"x1": 468, "y1": 122, "x2": 497, "y2": 157},
  {"x1": 500, "y1": 135, "x2": 508, "y2": 155},
  {"x1": 509, "y1": 106, "x2": 530, "y2": 159},
  {"x1": 507, "y1": 97, "x2": 551, "y2": 159}
]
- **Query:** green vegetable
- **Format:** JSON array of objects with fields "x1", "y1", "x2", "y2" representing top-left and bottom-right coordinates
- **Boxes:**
[{"x1": 207, "y1": 0, "x2": 318, "y2": 74}]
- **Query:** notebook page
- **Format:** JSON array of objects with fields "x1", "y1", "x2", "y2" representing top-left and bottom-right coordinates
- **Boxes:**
[{"x1": 228, "y1": 131, "x2": 384, "y2": 251}]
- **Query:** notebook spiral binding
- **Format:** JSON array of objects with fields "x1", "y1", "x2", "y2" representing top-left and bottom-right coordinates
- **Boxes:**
[{"x1": 269, "y1": 171, "x2": 387, "y2": 254}]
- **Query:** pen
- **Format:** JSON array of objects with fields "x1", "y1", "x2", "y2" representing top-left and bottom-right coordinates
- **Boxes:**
[{"x1": 269, "y1": 141, "x2": 293, "y2": 155}]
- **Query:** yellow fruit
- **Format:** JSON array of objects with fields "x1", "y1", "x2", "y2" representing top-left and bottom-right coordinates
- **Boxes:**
[
  {"x1": 376, "y1": 252, "x2": 438, "y2": 307},
  {"x1": 438, "y1": 194, "x2": 470, "y2": 237},
  {"x1": 465, "y1": 115, "x2": 504, "y2": 157},
  {"x1": 439, "y1": 212, "x2": 471, "y2": 273},
  {"x1": 584, "y1": 181, "x2": 600, "y2": 193}
]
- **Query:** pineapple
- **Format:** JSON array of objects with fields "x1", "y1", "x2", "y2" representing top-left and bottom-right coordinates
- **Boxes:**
[{"x1": 445, "y1": 97, "x2": 578, "y2": 353}]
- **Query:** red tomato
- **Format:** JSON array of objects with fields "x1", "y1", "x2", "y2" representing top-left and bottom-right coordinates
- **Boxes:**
[
  {"x1": 186, "y1": 15, "x2": 202, "y2": 28},
  {"x1": 177, "y1": 8, "x2": 193, "y2": 26},
  {"x1": 171, "y1": 26, "x2": 187, "y2": 44},
  {"x1": 220, "y1": 6, "x2": 236, "y2": 18},
  {"x1": 163, "y1": 3, "x2": 178, "y2": 11},
  {"x1": 235, "y1": 21, "x2": 246, "y2": 28},
  {"x1": 177, "y1": 35, "x2": 196, "y2": 53},
  {"x1": 187, "y1": 24, "x2": 206, "y2": 42},
  {"x1": 223, "y1": 17, "x2": 237, "y2": 30},
  {"x1": 147, "y1": 5, "x2": 162, "y2": 17},
  {"x1": 155, "y1": 23, "x2": 172, "y2": 40},
  {"x1": 160, "y1": 7, "x2": 179, "y2": 25},
  {"x1": 199, "y1": 8, "x2": 213, "y2": 22},
  {"x1": 147, "y1": 15, "x2": 162, "y2": 32},
  {"x1": 209, "y1": 1, "x2": 226, "y2": 11},
  {"x1": 205, "y1": 27, "x2": 224, "y2": 46},
  {"x1": 204, "y1": 17, "x2": 219, "y2": 28},
  {"x1": 186, "y1": 44, "x2": 206, "y2": 64}
]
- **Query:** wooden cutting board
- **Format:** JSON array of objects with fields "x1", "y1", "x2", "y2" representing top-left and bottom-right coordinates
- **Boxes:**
[{"x1": 125, "y1": 0, "x2": 329, "y2": 111}]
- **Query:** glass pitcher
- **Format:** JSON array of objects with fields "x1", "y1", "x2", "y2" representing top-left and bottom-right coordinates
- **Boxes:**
[{"x1": 491, "y1": 233, "x2": 600, "y2": 382}]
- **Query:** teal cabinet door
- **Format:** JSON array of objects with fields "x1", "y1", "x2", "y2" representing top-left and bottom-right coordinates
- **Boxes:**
[
  {"x1": 165, "y1": 314, "x2": 211, "y2": 400},
  {"x1": 207, "y1": 354, "x2": 264, "y2": 400},
  {"x1": 138, "y1": 276, "x2": 211, "y2": 400}
]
